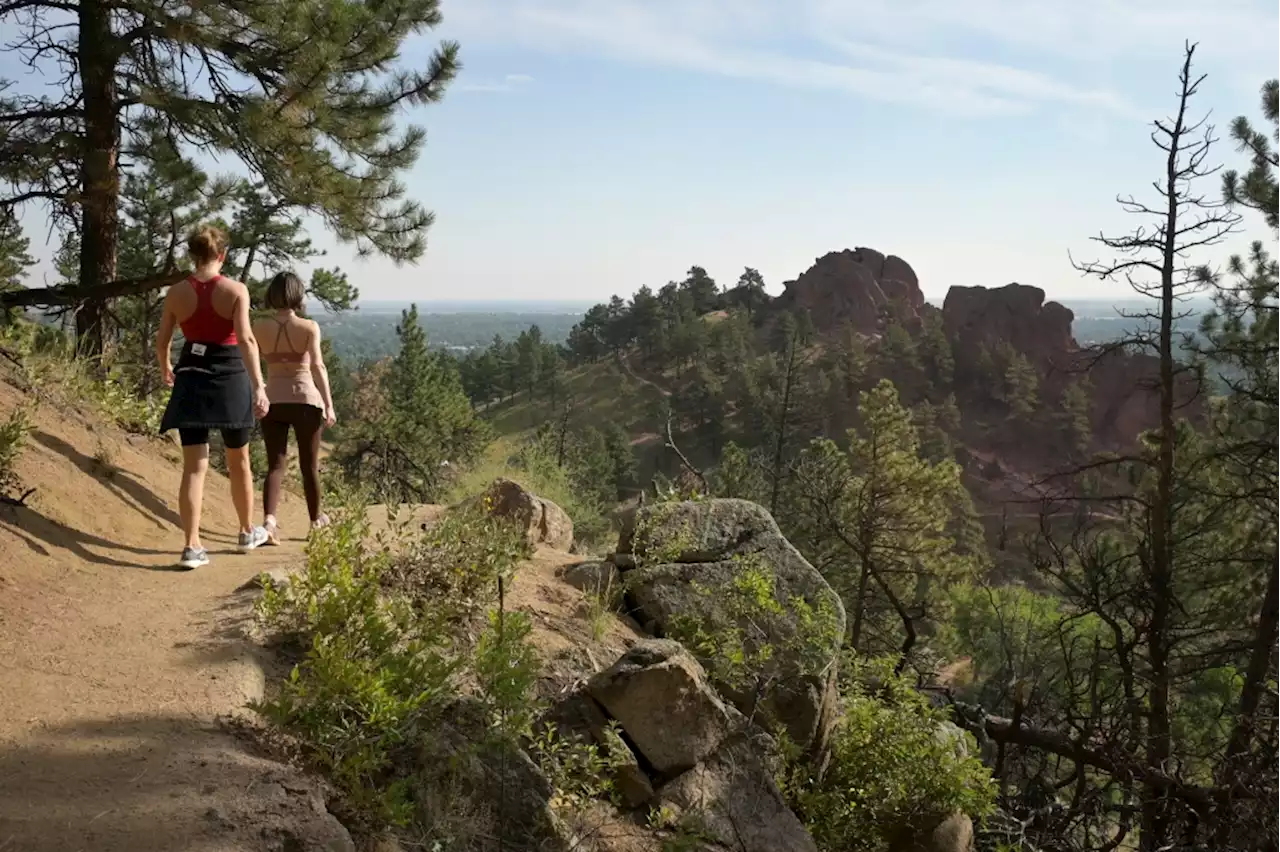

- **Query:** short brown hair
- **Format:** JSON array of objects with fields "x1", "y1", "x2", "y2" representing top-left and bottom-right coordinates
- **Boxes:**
[
  {"x1": 266, "y1": 271, "x2": 306, "y2": 311},
  {"x1": 187, "y1": 225, "x2": 229, "y2": 264}
]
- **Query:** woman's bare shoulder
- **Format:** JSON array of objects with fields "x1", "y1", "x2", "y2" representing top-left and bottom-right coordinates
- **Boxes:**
[{"x1": 218, "y1": 276, "x2": 249, "y2": 294}]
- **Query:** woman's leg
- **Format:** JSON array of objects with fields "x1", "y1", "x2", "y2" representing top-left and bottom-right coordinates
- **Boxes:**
[
  {"x1": 178, "y1": 432, "x2": 210, "y2": 549},
  {"x1": 223, "y1": 428, "x2": 255, "y2": 534},
  {"x1": 260, "y1": 414, "x2": 291, "y2": 524},
  {"x1": 296, "y1": 407, "x2": 324, "y2": 522}
]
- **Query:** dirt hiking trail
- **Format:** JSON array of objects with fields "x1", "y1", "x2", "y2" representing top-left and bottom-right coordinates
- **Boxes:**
[{"x1": 0, "y1": 378, "x2": 352, "y2": 852}]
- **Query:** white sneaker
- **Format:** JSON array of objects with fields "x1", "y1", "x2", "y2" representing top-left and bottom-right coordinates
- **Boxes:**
[
  {"x1": 264, "y1": 516, "x2": 281, "y2": 545},
  {"x1": 178, "y1": 547, "x2": 210, "y2": 570},
  {"x1": 238, "y1": 526, "x2": 269, "y2": 552}
]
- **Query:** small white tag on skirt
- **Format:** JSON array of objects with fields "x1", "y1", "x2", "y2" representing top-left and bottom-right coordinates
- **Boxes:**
[{"x1": 191, "y1": 343, "x2": 207, "y2": 356}]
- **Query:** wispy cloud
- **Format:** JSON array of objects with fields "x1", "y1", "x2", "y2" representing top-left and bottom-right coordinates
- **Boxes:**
[
  {"x1": 457, "y1": 72, "x2": 536, "y2": 93},
  {"x1": 445, "y1": 0, "x2": 1277, "y2": 116}
]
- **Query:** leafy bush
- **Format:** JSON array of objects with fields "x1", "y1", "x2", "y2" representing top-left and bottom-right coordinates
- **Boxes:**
[
  {"x1": 254, "y1": 490, "x2": 541, "y2": 830},
  {"x1": 382, "y1": 500, "x2": 533, "y2": 629},
  {"x1": 254, "y1": 496, "x2": 462, "y2": 824},
  {"x1": 779, "y1": 657, "x2": 997, "y2": 852},
  {"x1": 0, "y1": 403, "x2": 33, "y2": 502},
  {"x1": 9, "y1": 329, "x2": 168, "y2": 435},
  {"x1": 666, "y1": 556, "x2": 840, "y2": 706}
]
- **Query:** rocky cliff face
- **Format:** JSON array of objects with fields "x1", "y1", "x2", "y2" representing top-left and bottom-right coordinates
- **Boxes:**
[
  {"x1": 942, "y1": 283, "x2": 1077, "y2": 371},
  {"x1": 775, "y1": 247, "x2": 925, "y2": 334},
  {"x1": 772, "y1": 246, "x2": 1186, "y2": 452}
]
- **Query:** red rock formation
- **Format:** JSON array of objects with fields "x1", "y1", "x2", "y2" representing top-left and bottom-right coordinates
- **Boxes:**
[
  {"x1": 768, "y1": 248, "x2": 1192, "y2": 453},
  {"x1": 942, "y1": 283, "x2": 1077, "y2": 372},
  {"x1": 775, "y1": 247, "x2": 924, "y2": 333},
  {"x1": 939, "y1": 282, "x2": 1197, "y2": 450}
]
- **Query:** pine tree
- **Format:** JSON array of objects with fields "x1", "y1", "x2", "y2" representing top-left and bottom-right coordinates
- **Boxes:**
[
  {"x1": 710, "y1": 441, "x2": 768, "y2": 502},
  {"x1": 919, "y1": 309, "x2": 955, "y2": 390},
  {"x1": 1059, "y1": 379, "x2": 1093, "y2": 455},
  {"x1": 566, "y1": 303, "x2": 611, "y2": 364},
  {"x1": 338, "y1": 305, "x2": 488, "y2": 502},
  {"x1": 790, "y1": 379, "x2": 977, "y2": 661},
  {"x1": 682, "y1": 265, "x2": 720, "y2": 315},
  {"x1": 628, "y1": 285, "x2": 662, "y2": 361},
  {"x1": 515, "y1": 326, "x2": 544, "y2": 400},
  {"x1": 0, "y1": 210, "x2": 34, "y2": 294},
  {"x1": 726, "y1": 267, "x2": 769, "y2": 319},
  {"x1": 877, "y1": 318, "x2": 924, "y2": 398},
  {"x1": 0, "y1": 0, "x2": 459, "y2": 354},
  {"x1": 1003, "y1": 350, "x2": 1040, "y2": 424},
  {"x1": 1047, "y1": 45, "x2": 1257, "y2": 849}
]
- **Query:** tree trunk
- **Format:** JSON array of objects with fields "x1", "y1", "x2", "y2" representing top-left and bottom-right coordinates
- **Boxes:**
[
  {"x1": 76, "y1": 0, "x2": 121, "y2": 360},
  {"x1": 848, "y1": 547, "x2": 873, "y2": 652},
  {"x1": 1142, "y1": 72, "x2": 1187, "y2": 852},
  {"x1": 1214, "y1": 561, "x2": 1279, "y2": 843},
  {"x1": 236, "y1": 242, "x2": 260, "y2": 284}
]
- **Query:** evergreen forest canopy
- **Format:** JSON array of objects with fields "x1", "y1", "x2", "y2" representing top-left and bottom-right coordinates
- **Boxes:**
[{"x1": 0, "y1": 13, "x2": 1274, "y2": 851}]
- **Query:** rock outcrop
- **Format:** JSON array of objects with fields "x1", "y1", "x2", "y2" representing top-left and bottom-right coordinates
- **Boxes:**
[
  {"x1": 550, "y1": 640, "x2": 818, "y2": 852},
  {"x1": 657, "y1": 733, "x2": 818, "y2": 852},
  {"x1": 940, "y1": 282, "x2": 1199, "y2": 450},
  {"x1": 610, "y1": 499, "x2": 845, "y2": 757},
  {"x1": 942, "y1": 283, "x2": 1077, "y2": 372},
  {"x1": 587, "y1": 640, "x2": 745, "y2": 777},
  {"x1": 471, "y1": 477, "x2": 575, "y2": 551},
  {"x1": 775, "y1": 247, "x2": 925, "y2": 334},
  {"x1": 420, "y1": 697, "x2": 574, "y2": 851},
  {"x1": 888, "y1": 811, "x2": 976, "y2": 852}
]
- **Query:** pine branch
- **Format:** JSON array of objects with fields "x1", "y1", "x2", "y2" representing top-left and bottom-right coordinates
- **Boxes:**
[{"x1": 0, "y1": 268, "x2": 186, "y2": 309}]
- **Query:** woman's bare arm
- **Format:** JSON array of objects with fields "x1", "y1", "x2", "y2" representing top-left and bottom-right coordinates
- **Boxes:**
[
  {"x1": 230, "y1": 283, "x2": 265, "y2": 390},
  {"x1": 156, "y1": 290, "x2": 178, "y2": 385},
  {"x1": 308, "y1": 322, "x2": 335, "y2": 416},
  {"x1": 230, "y1": 282, "x2": 269, "y2": 418}
]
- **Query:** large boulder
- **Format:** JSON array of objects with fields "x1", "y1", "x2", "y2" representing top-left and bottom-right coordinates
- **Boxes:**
[
  {"x1": 614, "y1": 500, "x2": 845, "y2": 757},
  {"x1": 568, "y1": 641, "x2": 817, "y2": 852},
  {"x1": 941, "y1": 283, "x2": 1077, "y2": 374},
  {"x1": 472, "y1": 478, "x2": 574, "y2": 551},
  {"x1": 657, "y1": 734, "x2": 818, "y2": 852},
  {"x1": 774, "y1": 248, "x2": 925, "y2": 334},
  {"x1": 418, "y1": 698, "x2": 572, "y2": 851},
  {"x1": 540, "y1": 687, "x2": 655, "y2": 808},
  {"x1": 888, "y1": 812, "x2": 975, "y2": 852},
  {"x1": 586, "y1": 640, "x2": 743, "y2": 777}
]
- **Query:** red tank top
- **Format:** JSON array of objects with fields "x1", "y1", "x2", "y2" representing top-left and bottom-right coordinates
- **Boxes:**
[{"x1": 179, "y1": 276, "x2": 237, "y2": 345}]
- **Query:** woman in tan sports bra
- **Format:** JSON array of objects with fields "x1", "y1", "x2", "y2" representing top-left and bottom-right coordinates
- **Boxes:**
[{"x1": 253, "y1": 272, "x2": 336, "y2": 543}]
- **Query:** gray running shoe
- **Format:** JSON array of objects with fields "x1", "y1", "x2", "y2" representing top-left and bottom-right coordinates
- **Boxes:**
[
  {"x1": 178, "y1": 547, "x2": 209, "y2": 570},
  {"x1": 238, "y1": 526, "x2": 269, "y2": 553}
]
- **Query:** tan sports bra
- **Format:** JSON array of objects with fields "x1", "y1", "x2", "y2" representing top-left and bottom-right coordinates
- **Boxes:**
[{"x1": 262, "y1": 317, "x2": 324, "y2": 409}]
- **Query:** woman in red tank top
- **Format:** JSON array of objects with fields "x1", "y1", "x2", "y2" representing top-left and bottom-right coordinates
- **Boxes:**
[{"x1": 156, "y1": 225, "x2": 271, "y2": 569}]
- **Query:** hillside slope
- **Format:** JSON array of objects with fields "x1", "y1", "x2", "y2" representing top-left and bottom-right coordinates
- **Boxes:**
[
  {"x1": 0, "y1": 376, "x2": 350, "y2": 852},
  {"x1": 0, "y1": 371, "x2": 648, "y2": 852}
]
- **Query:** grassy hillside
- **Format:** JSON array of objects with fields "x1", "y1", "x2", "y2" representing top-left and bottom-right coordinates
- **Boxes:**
[{"x1": 484, "y1": 359, "x2": 669, "y2": 443}]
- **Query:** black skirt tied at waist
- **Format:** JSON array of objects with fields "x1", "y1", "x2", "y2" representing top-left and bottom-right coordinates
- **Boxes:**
[{"x1": 159, "y1": 341, "x2": 255, "y2": 434}]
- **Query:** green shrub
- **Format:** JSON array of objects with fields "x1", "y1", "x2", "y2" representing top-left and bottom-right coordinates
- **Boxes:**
[
  {"x1": 253, "y1": 490, "x2": 542, "y2": 831},
  {"x1": 779, "y1": 657, "x2": 997, "y2": 852},
  {"x1": 667, "y1": 556, "x2": 840, "y2": 703},
  {"x1": 382, "y1": 501, "x2": 533, "y2": 628},
  {"x1": 254, "y1": 497, "x2": 463, "y2": 825},
  {"x1": 0, "y1": 403, "x2": 33, "y2": 502}
]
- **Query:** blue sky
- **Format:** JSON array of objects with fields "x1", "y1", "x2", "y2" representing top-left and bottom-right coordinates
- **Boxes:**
[{"x1": 11, "y1": 0, "x2": 1280, "y2": 302}]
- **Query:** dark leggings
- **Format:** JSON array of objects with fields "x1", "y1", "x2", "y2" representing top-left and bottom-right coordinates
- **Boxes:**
[{"x1": 261, "y1": 403, "x2": 324, "y2": 522}]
